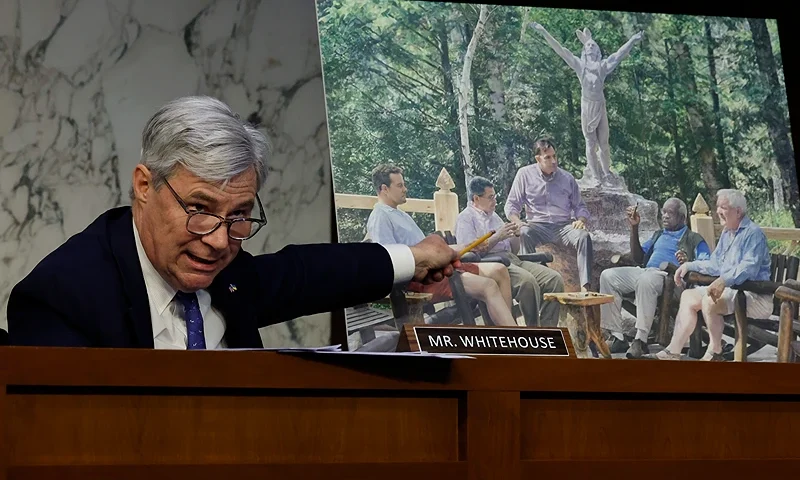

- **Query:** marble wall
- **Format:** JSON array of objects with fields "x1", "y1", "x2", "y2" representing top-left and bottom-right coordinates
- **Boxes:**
[{"x1": 0, "y1": 0, "x2": 336, "y2": 347}]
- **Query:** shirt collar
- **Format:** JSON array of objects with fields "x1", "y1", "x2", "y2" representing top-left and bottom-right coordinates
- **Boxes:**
[
  {"x1": 376, "y1": 200, "x2": 399, "y2": 212},
  {"x1": 724, "y1": 216, "x2": 752, "y2": 234},
  {"x1": 535, "y1": 164, "x2": 559, "y2": 181},
  {"x1": 738, "y1": 217, "x2": 752, "y2": 231},
  {"x1": 132, "y1": 217, "x2": 178, "y2": 337},
  {"x1": 663, "y1": 225, "x2": 688, "y2": 236},
  {"x1": 468, "y1": 201, "x2": 493, "y2": 217}
]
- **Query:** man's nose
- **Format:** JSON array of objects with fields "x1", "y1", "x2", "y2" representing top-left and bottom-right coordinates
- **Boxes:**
[{"x1": 203, "y1": 224, "x2": 230, "y2": 250}]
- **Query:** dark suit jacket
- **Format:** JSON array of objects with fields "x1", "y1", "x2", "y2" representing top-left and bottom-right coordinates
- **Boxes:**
[{"x1": 7, "y1": 207, "x2": 395, "y2": 348}]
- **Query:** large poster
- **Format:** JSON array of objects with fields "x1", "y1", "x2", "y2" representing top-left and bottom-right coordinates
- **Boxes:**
[{"x1": 316, "y1": 0, "x2": 796, "y2": 361}]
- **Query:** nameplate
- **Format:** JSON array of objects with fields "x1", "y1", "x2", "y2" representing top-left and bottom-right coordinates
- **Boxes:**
[{"x1": 397, "y1": 325, "x2": 573, "y2": 357}]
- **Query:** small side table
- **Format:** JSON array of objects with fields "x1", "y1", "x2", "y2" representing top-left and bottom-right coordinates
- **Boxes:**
[
  {"x1": 389, "y1": 291, "x2": 435, "y2": 328},
  {"x1": 543, "y1": 292, "x2": 614, "y2": 359}
]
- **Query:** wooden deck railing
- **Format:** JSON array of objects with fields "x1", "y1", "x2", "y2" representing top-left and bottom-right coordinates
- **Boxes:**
[
  {"x1": 691, "y1": 193, "x2": 800, "y2": 251},
  {"x1": 334, "y1": 168, "x2": 459, "y2": 232},
  {"x1": 335, "y1": 178, "x2": 800, "y2": 257}
]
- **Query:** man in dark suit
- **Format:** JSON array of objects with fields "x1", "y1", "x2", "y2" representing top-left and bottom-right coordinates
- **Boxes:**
[{"x1": 6, "y1": 96, "x2": 458, "y2": 349}]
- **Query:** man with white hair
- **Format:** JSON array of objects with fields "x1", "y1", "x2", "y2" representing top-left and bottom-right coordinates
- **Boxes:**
[
  {"x1": 656, "y1": 189, "x2": 773, "y2": 361},
  {"x1": 600, "y1": 198, "x2": 710, "y2": 359},
  {"x1": 7, "y1": 96, "x2": 460, "y2": 348}
]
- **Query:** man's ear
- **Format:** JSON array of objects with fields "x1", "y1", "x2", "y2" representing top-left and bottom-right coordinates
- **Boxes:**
[{"x1": 132, "y1": 165, "x2": 153, "y2": 203}]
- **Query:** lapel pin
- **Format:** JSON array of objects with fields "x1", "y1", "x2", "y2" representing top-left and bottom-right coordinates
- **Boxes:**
[{"x1": 229, "y1": 284, "x2": 237, "y2": 293}]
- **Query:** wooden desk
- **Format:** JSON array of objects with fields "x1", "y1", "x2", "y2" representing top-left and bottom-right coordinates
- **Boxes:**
[{"x1": 2, "y1": 347, "x2": 800, "y2": 479}]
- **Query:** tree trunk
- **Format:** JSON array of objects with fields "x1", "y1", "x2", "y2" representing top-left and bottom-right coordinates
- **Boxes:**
[
  {"x1": 664, "y1": 39, "x2": 687, "y2": 202},
  {"x1": 488, "y1": 56, "x2": 516, "y2": 201},
  {"x1": 672, "y1": 36, "x2": 722, "y2": 210},
  {"x1": 747, "y1": 17, "x2": 799, "y2": 226},
  {"x1": 704, "y1": 20, "x2": 731, "y2": 189},
  {"x1": 565, "y1": 85, "x2": 580, "y2": 169},
  {"x1": 773, "y1": 173, "x2": 785, "y2": 211},
  {"x1": 437, "y1": 20, "x2": 464, "y2": 180},
  {"x1": 457, "y1": 5, "x2": 488, "y2": 188}
]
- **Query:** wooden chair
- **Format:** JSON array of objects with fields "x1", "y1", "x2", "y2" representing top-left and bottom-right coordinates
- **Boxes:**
[
  {"x1": 439, "y1": 230, "x2": 554, "y2": 324},
  {"x1": 392, "y1": 230, "x2": 509, "y2": 328},
  {"x1": 675, "y1": 254, "x2": 800, "y2": 361},
  {"x1": 387, "y1": 230, "x2": 554, "y2": 328},
  {"x1": 345, "y1": 304, "x2": 399, "y2": 349},
  {"x1": 774, "y1": 280, "x2": 800, "y2": 362},
  {"x1": 349, "y1": 231, "x2": 555, "y2": 337},
  {"x1": 351, "y1": 233, "x2": 503, "y2": 335}
]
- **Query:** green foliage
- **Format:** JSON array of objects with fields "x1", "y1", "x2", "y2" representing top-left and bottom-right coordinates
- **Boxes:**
[
  {"x1": 750, "y1": 208, "x2": 800, "y2": 255},
  {"x1": 318, "y1": 1, "x2": 795, "y2": 242}
]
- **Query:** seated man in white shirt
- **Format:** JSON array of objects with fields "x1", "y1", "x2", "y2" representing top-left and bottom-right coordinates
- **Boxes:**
[
  {"x1": 367, "y1": 164, "x2": 517, "y2": 326},
  {"x1": 455, "y1": 176, "x2": 564, "y2": 327}
]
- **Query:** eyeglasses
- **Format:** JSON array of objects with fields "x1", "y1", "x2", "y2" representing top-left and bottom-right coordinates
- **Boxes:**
[{"x1": 164, "y1": 181, "x2": 267, "y2": 240}]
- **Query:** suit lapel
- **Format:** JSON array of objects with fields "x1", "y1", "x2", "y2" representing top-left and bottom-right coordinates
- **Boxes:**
[
  {"x1": 107, "y1": 208, "x2": 155, "y2": 348},
  {"x1": 209, "y1": 256, "x2": 262, "y2": 348},
  {"x1": 105, "y1": 207, "x2": 262, "y2": 349}
]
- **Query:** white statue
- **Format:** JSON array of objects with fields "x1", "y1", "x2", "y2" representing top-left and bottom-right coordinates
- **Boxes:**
[{"x1": 530, "y1": 23, "x2": 643, "y2": 189}]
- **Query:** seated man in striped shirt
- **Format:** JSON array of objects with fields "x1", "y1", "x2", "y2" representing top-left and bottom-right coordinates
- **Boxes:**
[{"x1": 456, "y1": 176, "x2": 565, "y2": 327}]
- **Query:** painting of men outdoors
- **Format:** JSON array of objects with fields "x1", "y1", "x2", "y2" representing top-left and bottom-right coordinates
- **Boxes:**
[{"x1": 316, "y1": 0, "x2": 797, "y2": 362}]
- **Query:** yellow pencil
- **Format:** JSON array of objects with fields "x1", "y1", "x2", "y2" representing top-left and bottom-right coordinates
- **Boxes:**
[{"x1": 459, "y1": 230, "x2": 495, "y2": 257}]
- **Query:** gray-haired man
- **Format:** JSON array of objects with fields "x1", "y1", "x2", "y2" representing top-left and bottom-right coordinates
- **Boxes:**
[
  {"x1": 7, "y1": 96, "x2": 461, "y2": 348},
  {"x1": 658, "y1": 189, "x2": 773, "y2": 361}
]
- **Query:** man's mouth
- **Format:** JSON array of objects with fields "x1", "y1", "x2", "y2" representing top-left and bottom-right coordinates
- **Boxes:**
[{"x1": 187, "y1": 252, "x2": 217, "y2": 265}]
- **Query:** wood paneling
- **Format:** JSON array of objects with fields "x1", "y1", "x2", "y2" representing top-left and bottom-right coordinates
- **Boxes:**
[
  {"x1": 466, "y1": 391, "x2": 520, "y2": 480},
  {"x1": 7, "y1": 394, "x2": 458, "y2": 465},
  {"x1": 8, "y1": 463, "x2": 467, "y2": 480},
  {"x1": 0, "y1": 381, "x2": 7, "y2": 480},
  {"x1": 522, "y1": 397, "x2": 800, "y2": 460},
  {"x1": 3, "y1": 347, "x2": 800, "y2": 478},
  {"x1": 522, "y1": 460, "x2": 800, "y2": 478},
  {"x1": 4, "y1": 347, "x2": 800, "y2": 395}
]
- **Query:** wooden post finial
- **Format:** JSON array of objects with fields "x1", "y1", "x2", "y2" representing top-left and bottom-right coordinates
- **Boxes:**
[
  {"x1": 692, "y1": 193, "x2": 710, "y2": 215},
  {"x1": 436, "y1": 168, "x2": 456, "y2": 191}
]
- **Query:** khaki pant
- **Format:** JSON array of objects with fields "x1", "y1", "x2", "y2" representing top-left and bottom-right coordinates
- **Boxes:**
[
  {"x1": 600, "y1": 266, "x2": 667, "y2": 338},
  {"x1": 507, "y1": 254, "x2": 564, "y2": 327}
]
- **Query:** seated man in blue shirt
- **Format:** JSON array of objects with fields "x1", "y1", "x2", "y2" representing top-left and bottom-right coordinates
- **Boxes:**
[
  {"x1": 600, "y1": 198, "x2": 711, "y2": 359},
  {"x1": 657, "y1": 189, "x2": 773, "y2": 361}
]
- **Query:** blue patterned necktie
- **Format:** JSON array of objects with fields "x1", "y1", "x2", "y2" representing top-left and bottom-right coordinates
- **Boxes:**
[{"x1": 175, "y1": 291, "x2": 206, "y2": 350}]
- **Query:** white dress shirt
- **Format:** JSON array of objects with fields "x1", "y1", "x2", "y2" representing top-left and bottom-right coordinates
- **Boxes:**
[{"x1": 132, "y1": 220, "x2": 416, "y2": 349}]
